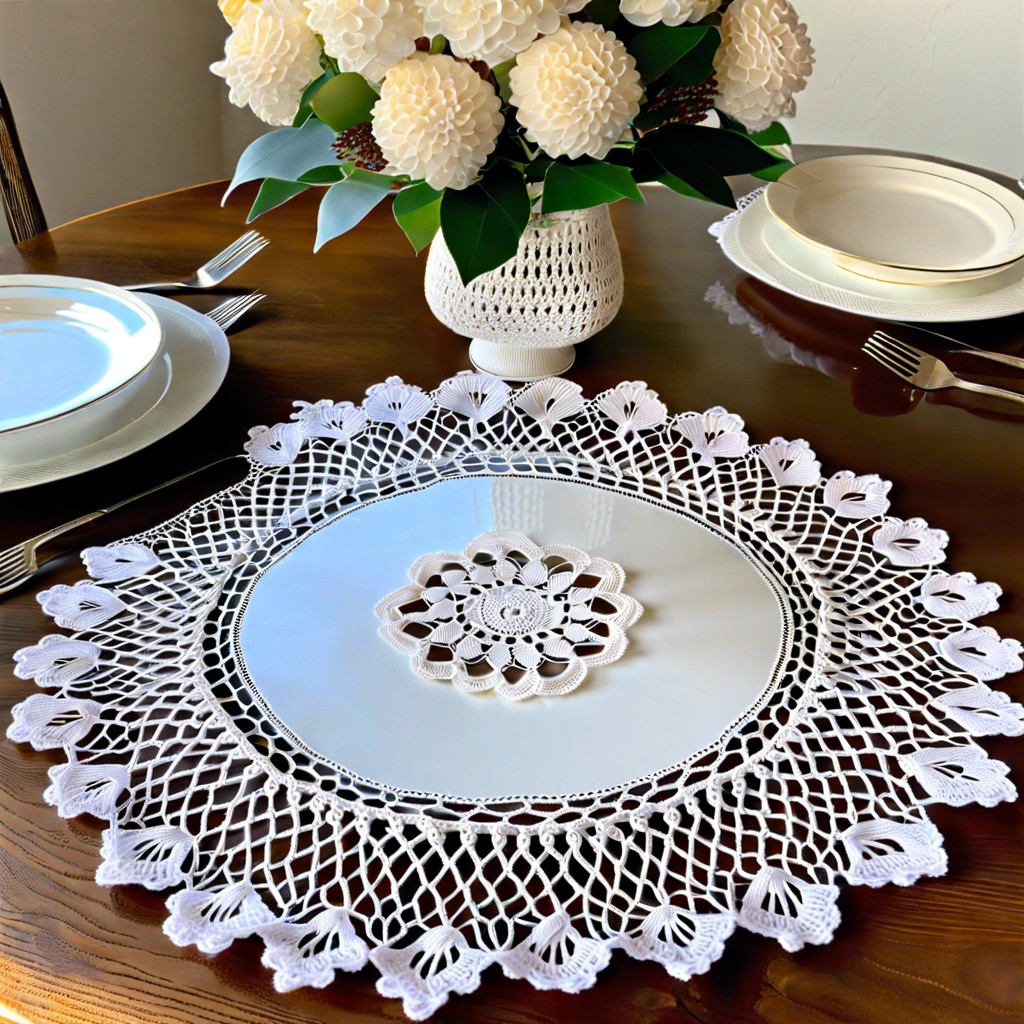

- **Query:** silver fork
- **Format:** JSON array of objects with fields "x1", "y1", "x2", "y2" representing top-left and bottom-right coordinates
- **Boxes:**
[
  {"x1": 887, "y1": 326, "x2": 1024, "y2": 371},
  {"x1": 123, "y1": 230, "x2": 268, "y2": 291},
  {"x1": 206, "y1": 292, "x2": 266, "y2": 331},
  {"x1": 863, "y1": 332, "x2": 1024, "y2": 406},
  {"x1": 0, "y1": 455, "x2": 246, "y2": 596}
]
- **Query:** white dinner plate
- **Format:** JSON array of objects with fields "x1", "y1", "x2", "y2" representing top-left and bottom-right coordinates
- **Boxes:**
[
  {"x1": 0, "y1": 295, "x2": 229, "y2": 492},
  {"x1": 0, "y1": 276, "x2": 166, "y2": 464},
  {"x1": 718, "y1": 192, "x2": 1024, "y2": 322},
  {"x1": 0, "y1": 276, "x2": 163, "y2": 431},
  {"x1": 765, "y1": 155, "x2": 1024, "y2": 272}
]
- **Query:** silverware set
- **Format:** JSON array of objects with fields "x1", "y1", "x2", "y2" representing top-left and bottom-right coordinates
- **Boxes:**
[
  {"x1": 0, "y1": 236, "x2": 271, "y2": 596},
  {"x1": 863, "y1": 329, "x2": 1024, "y2": 406}
]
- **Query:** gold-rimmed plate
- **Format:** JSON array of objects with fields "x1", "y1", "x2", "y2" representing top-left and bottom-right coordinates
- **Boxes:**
[
  {"x1": 765, "y1": 155, "x2": 1024, "y2": 273},
  {"x1": 717, "y1": 191, "x2": 1024, "y2": 322}
]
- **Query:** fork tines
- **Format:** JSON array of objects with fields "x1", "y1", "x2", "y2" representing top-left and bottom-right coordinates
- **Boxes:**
[
  {"x1": 208, "y1": 292, "x2": 266, "y2": 330},
  {"x1": 863, "y1": 331, "x2": 926, "y2": 380},
  {"x1": 205, "y1": 230, "x2": 268, "y2": 272}
]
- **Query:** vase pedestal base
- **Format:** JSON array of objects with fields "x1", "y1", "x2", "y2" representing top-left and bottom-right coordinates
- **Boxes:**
[{"x1": 468, "y1": 339, "x2": 576, "y2": 382}]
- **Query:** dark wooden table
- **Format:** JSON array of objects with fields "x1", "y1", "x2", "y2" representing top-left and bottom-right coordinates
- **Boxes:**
[{"x1": 2, "y1": 149, "x2": 1022, "y2": 1023}]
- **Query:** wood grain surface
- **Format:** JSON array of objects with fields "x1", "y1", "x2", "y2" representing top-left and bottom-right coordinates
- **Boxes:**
[{"x1": 1, "y1": 149, "x2": 1022, "y2": 1023}]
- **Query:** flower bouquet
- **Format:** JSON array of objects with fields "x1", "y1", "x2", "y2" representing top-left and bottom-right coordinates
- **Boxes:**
[{"x1": 213, "y1": 0, "x2": 813, "y2": 287}]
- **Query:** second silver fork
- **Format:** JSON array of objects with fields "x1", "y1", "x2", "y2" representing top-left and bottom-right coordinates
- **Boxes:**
[
  {"x1": 864, "y1": 331, "x2": 1024, "y2": 406},
  {"x1": 885, "y1": 326, "x2": 1024, "y2": 371},
  {"x1": 206, "y1": 293, "x2": 265, "y2": 331}
]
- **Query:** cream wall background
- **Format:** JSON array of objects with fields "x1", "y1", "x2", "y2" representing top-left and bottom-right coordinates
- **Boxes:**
[
  {"x1": 790, "y1": 0, "x2": 1023, "y2": 175},
  {"x1": 0, "y1": 0, "x2": 1022, "y2": 250}
]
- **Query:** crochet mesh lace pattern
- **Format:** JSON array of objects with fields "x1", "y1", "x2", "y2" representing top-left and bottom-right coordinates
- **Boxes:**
[{"x1": 10, "y1": 372, "x2": 1022, "y2": 1020}]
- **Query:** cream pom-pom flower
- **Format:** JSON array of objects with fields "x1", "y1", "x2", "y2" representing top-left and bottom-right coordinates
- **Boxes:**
[
  {"x1": 509, "y1": 22, "x2": 643, "y2": 161},
  {"x1": 372, "y1": 53, "x2": 504, "y2": 190},
  {"x1": 211, "y1": 0, "x2": 322, "y2": 125},
  {"x1": 304, "y1": 0, "x2": 423, "y2": 84},
  {"x1": 421, "y1": 0, "x2": 561, "y2": 65},
  {"x1": 714, "y1": 0, "x2": 814, "y2": 131},
  {"x1": 620, "y1": 0, "x2": 721, "y2": 28}
]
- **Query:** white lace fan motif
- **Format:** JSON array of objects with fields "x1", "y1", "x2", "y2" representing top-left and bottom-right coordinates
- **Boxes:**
[{"x1": 9, "y1": 372, "x2": 1023, "y2": 1021}]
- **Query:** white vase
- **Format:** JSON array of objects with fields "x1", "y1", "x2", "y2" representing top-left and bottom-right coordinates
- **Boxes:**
[{"x1": 424, "y1": 205, "x2": 624, "y2": 382}]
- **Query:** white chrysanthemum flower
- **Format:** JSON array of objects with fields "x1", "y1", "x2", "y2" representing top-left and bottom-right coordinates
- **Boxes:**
[
  {"x1": 620, "y1": 0, "x2": 721, "y2": 27},
  {"x1": 422, "y1": 0, "x2": 561, "y2": 65},
  {"x1": 372, "y1": 53, "x2": 504, "y2": 190},
  {"x1": 714, "y1": 0, "x2": 815, "y2": 131},
  {"x1": 557, "y1": 0, "x2": 589, "y2": 12},
  {"x1": 211, "y1": 0, "x2": 322, "y2": 125},
  {"x1": 509, "y1": 22, "x2": 643, "y2": 161},
  {"x1": 304, "y1": 0, "x2": 423, "y2": 84}
]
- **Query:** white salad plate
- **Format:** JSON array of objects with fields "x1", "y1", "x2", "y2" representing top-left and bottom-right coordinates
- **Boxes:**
[
  {"x1": 0, "y1": 294, "x2": 229, "y2": 492},
  {"x1": 0, "y1": 276, "x2": 164, "y2": 465},
  {"x1": 718, "y1": 192, "x2": 1024, "y2": 322},
  {"x1": 765, "y1": 155, "x2": 1024, "y2": 274}
]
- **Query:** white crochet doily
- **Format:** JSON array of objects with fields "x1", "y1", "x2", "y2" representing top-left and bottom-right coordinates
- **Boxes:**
[
  {"x1": 9, "y1": 371, "x2": 1023, "y2": 1020},
  {"x1": 375, "y1": 529, "x2": 643, "y2": 701}
]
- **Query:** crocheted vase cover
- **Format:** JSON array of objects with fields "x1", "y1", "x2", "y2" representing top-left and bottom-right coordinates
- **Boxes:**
[
  {"x1": 9, "y1": 371, "x2": 1023, "y2": 1020},
  {"x1": 424, "y1": 206, "x2": 624, "y2": 348}
]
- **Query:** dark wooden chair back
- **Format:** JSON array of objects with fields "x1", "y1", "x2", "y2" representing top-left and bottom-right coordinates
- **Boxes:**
[{"x1": 0, "y1": 76, "x2": 47, "y2": 243}]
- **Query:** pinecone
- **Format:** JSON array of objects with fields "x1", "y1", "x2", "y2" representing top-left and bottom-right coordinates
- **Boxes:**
[
  {"x1": 332, "y1": 122, "x2": 389, "y2": 173},
  {"x1": 645, "y1": 78, "x2": 718, "y2": 130}
]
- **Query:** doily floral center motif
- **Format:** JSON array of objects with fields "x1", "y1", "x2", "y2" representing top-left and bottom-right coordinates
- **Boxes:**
[
  {"x1": 375, "y1": 530, "x2": 643, "y2": 701},
  {"x1": 472, "y1": 585, "x2": 554, "y2": 637}
]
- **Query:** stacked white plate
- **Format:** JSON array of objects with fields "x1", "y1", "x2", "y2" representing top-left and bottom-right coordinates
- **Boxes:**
[
  {"x1": 0, "y1": 276, "x2": 230, "y2": 491},
  {"x1": 717, "y1": 155, "x2": 1024, "y2": 321}
]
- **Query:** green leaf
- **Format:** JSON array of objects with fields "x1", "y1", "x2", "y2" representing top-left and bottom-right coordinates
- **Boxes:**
[
  {"x1": 630, "y1": 24, "x2": 710, "y2": 81},
  {"x1": 656, "y1": 28, "x2": 719, "y2": 88},
  {"x1": 440, "y1": 163, "x2": 531, "y2": 285},
  {"x1": 314, "y1": 169, "x2": 394, "y2": 252},
  {"x1": 298, "y1": 165, "x2": 347, "y2": 184},
  {"x1": 393, "y1": 181, "x2": 443, "y2": 253},
  {"x1": 644, "y1": 124, "x2": 781, "y2": 176},
  {"x1": 714, "y1": 108, "x2": 748, "y2": 134},
  {"x1": 631, "y1": 144, "x2": 723, "y2": 203},
  {"x1": 525, "y1": 156, "x2": 554, "y2": 182},
  {"x1": 541, "y1": 159, "x2": 644, "y2": 214},
  {"x1": 585, "y1": 0, "x2": 620, "y2": 29},
  {"x1": 248, "y1": 178, "x2": 309, "y2": 221},
  {"x1": 492, "y1": 58, "x2": 516, "y2": 105},
  {"x1": 748, "y1": 122, "x2": 792, "y2": 147},
  {"x1": 656, "y1": 172, "x2": 717, "y2": 203},
  {"x1": 224, "y1": 117, "x2": 338, "y2": 202},
  {"x1": 292, "y1": 70, "x2": 335, "y2": 127},
  {"x1": 634, "y1": 128, "x2": 734, "y2": 206},
  {"x1": 310, "y1": 72, "x2": 379, "y2": 133}
]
